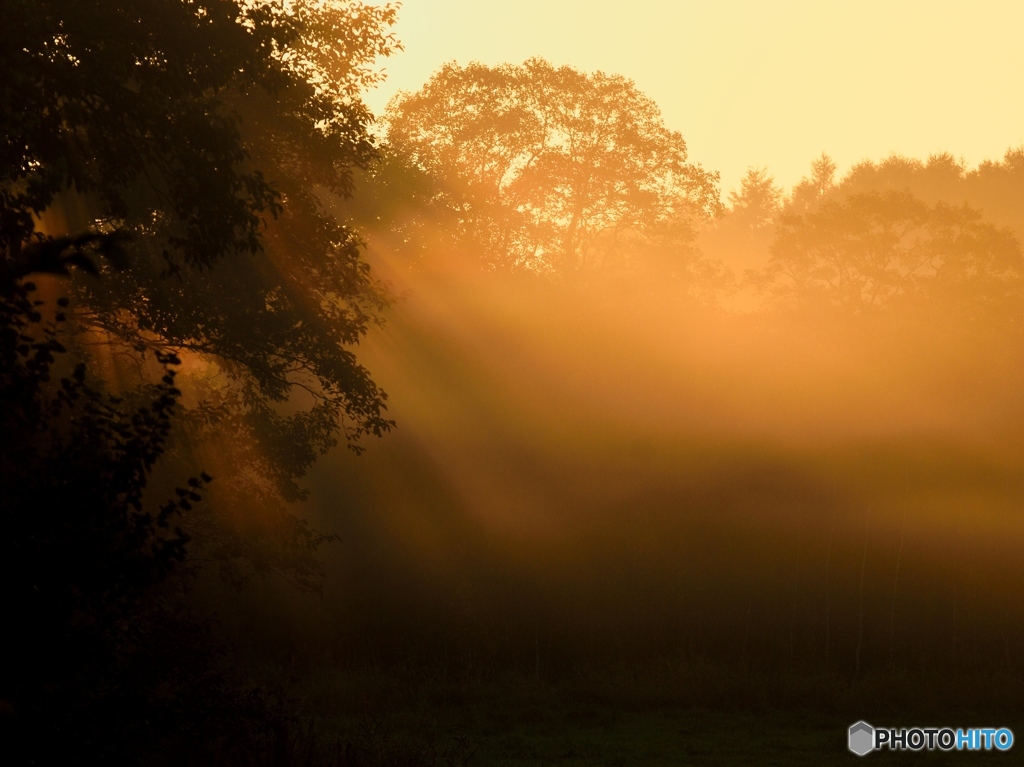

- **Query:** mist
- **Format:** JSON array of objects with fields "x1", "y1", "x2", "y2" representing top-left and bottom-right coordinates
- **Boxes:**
[
  {"x1": 274, "y1": 196, "x2": 1024, "y2": 680},
  {"x1": 6, "y1": 3, "x2": 1024, "y2": 764}
]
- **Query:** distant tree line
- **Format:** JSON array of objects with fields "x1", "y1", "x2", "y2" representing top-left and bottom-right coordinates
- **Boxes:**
[
  {"x1": 351, "y1": 65, "x2": 1024, "y2": 321},
  {"x1": 706, "y1": 152, "x2": 1024, "y2": 319}
]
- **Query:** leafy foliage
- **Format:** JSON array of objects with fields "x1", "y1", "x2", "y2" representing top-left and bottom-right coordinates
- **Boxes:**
[
  {"x1": 2, "y1": 0, "x2": 401, "y2": 587},
  {"x1": 0, "y1": 284, "x2": 229, "y2": 765},
  {"x1": 817, "y1": 149, "x2": 1024, "y2": 246},
  {"x1": 699, "y1": 166, "x2": 786, "y2": 279},
  {"x1": 756, "y1": 189, "x2": 1023, "y2": 316},
  {"x1": 0, "y1": 2, "x2": 402, "y2": 760},
  {"x1": 382, "y1": 58, "x2": 721, "y2": 275}
]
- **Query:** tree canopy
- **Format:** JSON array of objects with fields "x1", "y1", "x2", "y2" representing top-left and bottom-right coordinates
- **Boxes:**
[
  {"x1": 3, "y1": 0, "x2": 401, "y2": 585},
  {"x1": 757, "y1": 189, "x2": 1023, "y2": 317},
  {"x1": 382, "y1": 58, "x2": 721, "y2": 275},
  {"x1": 1, "y1": 1, "x2": 400, "y2": 760},
  {"x1": 815, "y1": 149, "x2": 1024, "y2": 247},
  {"x1": 698, "y1": 166, "x2": 785, "y2": 277}
]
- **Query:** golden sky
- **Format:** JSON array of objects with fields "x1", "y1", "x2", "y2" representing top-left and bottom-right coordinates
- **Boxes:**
[{"x1": 364, "y1": 0, "x2": 1024, "y2": 194}]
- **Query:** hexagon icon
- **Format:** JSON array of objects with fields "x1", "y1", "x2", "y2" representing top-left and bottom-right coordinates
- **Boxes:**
[{"x1": 849, "y1": 721, "x2": 875, "y2": 756}]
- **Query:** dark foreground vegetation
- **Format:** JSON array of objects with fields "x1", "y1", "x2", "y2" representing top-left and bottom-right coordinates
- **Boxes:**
[{"x1": 3, "y1": 1, "x2": 1024, "y2": 764}]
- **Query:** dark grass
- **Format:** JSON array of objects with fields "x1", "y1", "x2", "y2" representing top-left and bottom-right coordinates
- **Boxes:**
[{"x1": 263, "y1": 660, "x2": 1023, "y2": 765}]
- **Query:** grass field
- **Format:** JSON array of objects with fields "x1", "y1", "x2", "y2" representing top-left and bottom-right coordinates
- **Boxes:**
[{"x1": 271, "y1": 662, "x2": 1022, "y2": 765}]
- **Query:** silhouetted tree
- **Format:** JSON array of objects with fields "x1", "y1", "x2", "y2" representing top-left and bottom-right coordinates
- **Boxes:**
[
  {"x1": 813, "y1": 149, "x2": 1024, "y2": 248},
  {"x1": 756, "y1": 189, "x2": 1023, "y2": 317},
  {"x1": 1, "y1": 1, "x2": 401, "y2": 762},
  {"x1": 700, "y1": 167, "x2": 784, "y2": 277},
  {"x1": 729, "y1": 168, "x2": 785, "y2": 229},
  {"x1": 3, "y1": 0, "x2": 401, "y2": 588},
  {"x1": 0, "y1": 282, "x2": 221, "y2": 765},
  {"x1": 383, "y1": 58, "x2": 721, "y2": 275},
  {"x1": 787, "y1": 153, "x2": 837, "y2": 213}
]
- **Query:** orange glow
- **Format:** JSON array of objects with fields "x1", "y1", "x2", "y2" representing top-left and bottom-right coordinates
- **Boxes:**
[{"x1": 366, "y1": 1, "x2": 1024, "y2": 194}]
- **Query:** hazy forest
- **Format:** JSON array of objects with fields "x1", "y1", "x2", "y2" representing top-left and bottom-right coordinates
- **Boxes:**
[{"x1": 3, "y1": 2, "x2": 1024, "y2": 764}]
